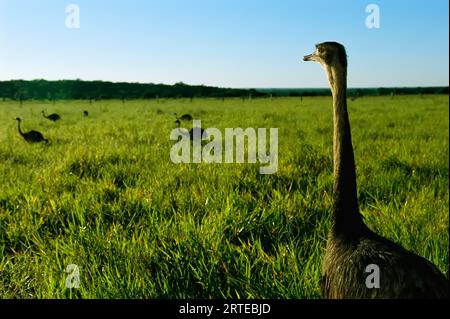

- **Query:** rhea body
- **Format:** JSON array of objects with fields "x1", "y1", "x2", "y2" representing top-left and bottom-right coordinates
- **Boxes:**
[
  {"x1": 175, "y1": 119, "x2": 207, "y2": 140},
  {"x1": 41, "y1": 110, "x2": 61, "y2": 122},
  {"x1": 15, "y1": 118, "x2": 48, "y2": 144},
  {"x1": 174, "y1": 113, "x2": 193, "y2": 121},
  {"x1": 304, "y1": 42, "x2": 448, "y2": 298}
]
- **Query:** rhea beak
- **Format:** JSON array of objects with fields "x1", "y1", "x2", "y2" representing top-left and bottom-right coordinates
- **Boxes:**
[{"x1": 303, "y1": 53, "x2": 317, "y2": 62}]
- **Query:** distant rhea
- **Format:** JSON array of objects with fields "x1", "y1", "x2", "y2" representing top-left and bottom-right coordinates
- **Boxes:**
[
  {"x1": 175, "y1": 120, "x2": 207, "y2": 141},
  {"x1": 15, "y1": 118, "x2": 48, "y2": 144},
  {"x1": 41, "y1": 110, "x2": 61, "y2": 122},
  {"x1": 303, "y1": 41, "x2": 449, "y2": 298},
  {"x1": 174, "y1": 112, "x2": 193, "y2": 121},
  {"x1": 188, "y1": 127, "x2": 207, "y2": 140},
  {"x1": 83, "y1": 110, "x2": 89, "y2": 117}
]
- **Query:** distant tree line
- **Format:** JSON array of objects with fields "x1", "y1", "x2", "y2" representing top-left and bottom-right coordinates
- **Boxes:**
[
  {"x1": 0, "y1": 80, "x2": 447, "y2": 101},
  {"x1": 0, "y1": 80, "x2": 265, "y2": 100},
  {"x1": 259, "y1": 87, "x2": 449, "y2": 97}
]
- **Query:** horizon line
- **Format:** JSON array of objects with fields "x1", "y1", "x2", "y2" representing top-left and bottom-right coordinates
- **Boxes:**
[{"x1": 1, "y1": 79, "x2": 448, "y2": 90}]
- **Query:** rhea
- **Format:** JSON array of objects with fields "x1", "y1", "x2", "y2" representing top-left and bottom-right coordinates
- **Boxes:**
[
  {"x1": 303, "y1": 42, "x2": 448, "y2": 298},
  {"x1": 15, "y1": 118, "x2": 48, "y2": 144},
  {"x1": 175, "y1": 119, "x2": 207, "y2": 141},
  {"x1": 41, "y1": 110, "x2": 61, "y2": 122},
  {"x1": 83, "y1": 110, "x2": 89, "y2": 117},
  {"x1": 174, "y1": 112, "x2": 193, "y2": 122}
]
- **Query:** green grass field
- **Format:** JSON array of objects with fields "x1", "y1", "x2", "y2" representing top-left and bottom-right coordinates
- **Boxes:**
[{"x1": 0, "y1": 95, "x2": 448, "y2": 298}]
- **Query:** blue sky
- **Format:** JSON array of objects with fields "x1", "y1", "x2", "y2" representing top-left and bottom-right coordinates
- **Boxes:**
[{"x1": 0, "y1": 0, "x2": 448, "y2": 88}]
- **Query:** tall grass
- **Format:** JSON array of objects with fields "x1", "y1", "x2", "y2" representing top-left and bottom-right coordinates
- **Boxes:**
[{"x1": 0, "y1": 95, "x2": 448, "y2": 298}]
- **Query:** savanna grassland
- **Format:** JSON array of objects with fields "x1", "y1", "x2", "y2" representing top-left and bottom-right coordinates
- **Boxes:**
[{"x1": 0, "y1": 95, "x2": 448, "y2": 298}]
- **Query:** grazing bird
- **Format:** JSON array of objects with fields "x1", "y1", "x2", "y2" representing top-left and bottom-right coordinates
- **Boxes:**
[
  {"x1": 15, "y1": 118, "x2": 48, "y2": 144},
  {"x1": 41, "y1": 110, "x2": 61, "y2": 122},
  {"x1": 83, "y1": 110, "x2": 89, "y2": 117},
  {"x1": 188, "y1": 127, "x2": 207, "y2": 141},
  {"x1": 174, "y1": 112, "x2": 193, "y2": 121},
  {"x1": 175, "y1": 120, "x2": 207, "y2": 141},
  {"x1": 303, "y1": 42, "x2": 449, "y2": 299}
]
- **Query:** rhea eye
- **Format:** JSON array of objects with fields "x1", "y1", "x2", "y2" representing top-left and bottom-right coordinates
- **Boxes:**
[{"x1": 317, "y1": 47, "x2": 323, "y2": 53}]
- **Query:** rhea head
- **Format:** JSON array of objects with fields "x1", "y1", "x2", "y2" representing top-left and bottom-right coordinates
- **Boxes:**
[
  {"x1": 303, "y1": 42, "x2": 348, "y2": 92},
  {"x1": 303, "y1": 42, "x2": 347, "y2": 69}
]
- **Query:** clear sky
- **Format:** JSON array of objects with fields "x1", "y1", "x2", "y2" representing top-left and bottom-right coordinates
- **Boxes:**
[{"x1": 0, "y1": 0, "x2": 448, "y2": 88}]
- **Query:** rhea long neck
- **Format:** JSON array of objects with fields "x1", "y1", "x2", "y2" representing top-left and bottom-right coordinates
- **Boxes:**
[
  {"x1": 324, "y1": 63, "x2": 366, "y2": 236},
  {"x1": 17, "y1": 120, "x2": 24, "y2": 136}
]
